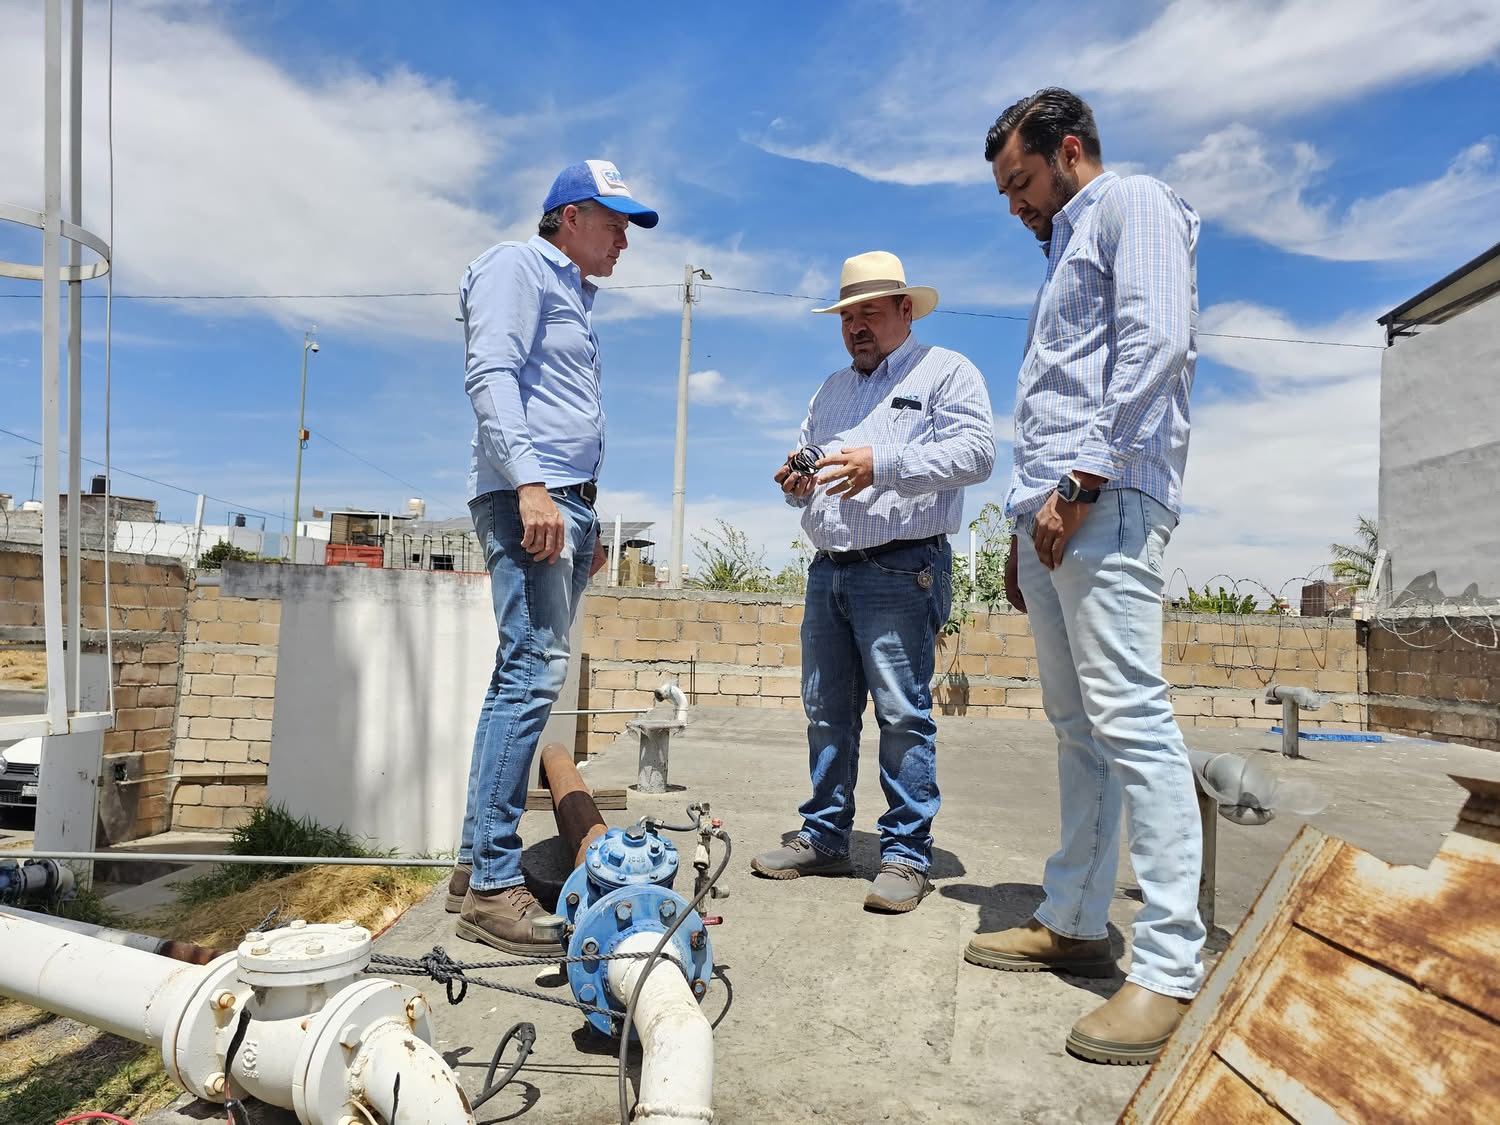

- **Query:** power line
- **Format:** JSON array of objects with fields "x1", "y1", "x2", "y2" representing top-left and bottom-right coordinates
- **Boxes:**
[
  {"x1": 0, "y1": 425, "x2": 282, "y2": 522},
  {"x1": 0, "y1": 281, "x2": 1385, "y2": 350}
]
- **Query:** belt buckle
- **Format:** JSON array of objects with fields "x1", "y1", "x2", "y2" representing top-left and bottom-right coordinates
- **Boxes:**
[{"x1": 579, "y1": 481, "x2": 598, "y2": 506}]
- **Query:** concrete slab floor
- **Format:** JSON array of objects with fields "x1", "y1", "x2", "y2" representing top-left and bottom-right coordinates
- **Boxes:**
[{"x1": 144, "y1": 708, "x2": 1500, "y2": 1125}]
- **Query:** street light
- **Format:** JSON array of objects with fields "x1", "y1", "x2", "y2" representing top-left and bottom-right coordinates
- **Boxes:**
[
  {"x1": 669, "y1": 265, "x2": 711, "y2": 589},
  {"x1": 290, "y1": 327, "x2": 319, "y2": 561}
]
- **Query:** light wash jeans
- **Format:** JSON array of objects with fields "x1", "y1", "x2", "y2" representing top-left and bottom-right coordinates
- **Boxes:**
[
  {"x1": 459, "y1": 487, "x2": 597, "y2": 890},
  {"x1": 797, "y1": 539, "x2": 953, "y2": 871},
  {"x1": 1017, "y1": 489, "x2": 1205, "y2": 999}
]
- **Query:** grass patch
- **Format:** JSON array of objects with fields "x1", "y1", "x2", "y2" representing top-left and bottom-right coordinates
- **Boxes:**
[
  {"x1": 177, "y1": 802, "x2": 389, "y2": 906},
  {"x1": 0, "y1": 1032, "x2": 175, "y2": 1125}
]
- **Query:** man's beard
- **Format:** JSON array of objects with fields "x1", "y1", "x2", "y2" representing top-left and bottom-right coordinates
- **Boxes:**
[{"x1": 1035, "y1": 160, "x2": 1081, "y2": 242}]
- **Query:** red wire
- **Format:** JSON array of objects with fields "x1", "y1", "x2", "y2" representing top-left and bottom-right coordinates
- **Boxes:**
[{"x1": 56, "y1": 1115, "x2": 137, "y2": 1125}]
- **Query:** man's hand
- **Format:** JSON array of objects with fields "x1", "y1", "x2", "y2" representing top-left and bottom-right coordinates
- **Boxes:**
[
  {"x1": 817, "y1": 446, "x2": 875, "y2": 499},
  {"x1": 1032, "y1": 492, "x2": 1091, "y2": 570},
  {"x1": 1004, "y1": 534, "x2": 1025, "y2": 613},
  {"x1": 590, "y1": 541, "x2": 608, "y2": 577},
  {"x1": 517, "y1": 483, "x2": 566, "y2": 564},
  {"x1": 774, "y1": 451, "x2": 815, "y2": 498}
]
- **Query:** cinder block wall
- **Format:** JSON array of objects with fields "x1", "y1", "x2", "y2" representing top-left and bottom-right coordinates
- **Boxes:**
[
  {"x1": 0, "y1": 545, "x2": 188, "y2": 840},
  {"x1": 170, "y1": 575, "x2": 280, "y2": 829},
  {"x1": 1366, "y1": 618, "x2": 1499, "y2": 750}
]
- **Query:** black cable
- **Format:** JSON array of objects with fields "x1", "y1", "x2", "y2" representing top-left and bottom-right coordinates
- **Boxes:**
[
  {"x1": 221, "y1": 1008, "x2": 252, "y2": 1125},
  {"x1": 636, "y1": 804, "x2": 705, "y2": 833},
  {"x1": 617, "y1": 828, "x2": 731, "y2": 1125},
  {"x1": 471, "y1": 1021, "x2": 537, "y2": 1110}
]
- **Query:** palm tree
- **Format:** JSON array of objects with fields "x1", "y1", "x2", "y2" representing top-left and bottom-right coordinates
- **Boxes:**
[{"x1": 1330, "y1": 515, "x2": 1379, "y2": 587}]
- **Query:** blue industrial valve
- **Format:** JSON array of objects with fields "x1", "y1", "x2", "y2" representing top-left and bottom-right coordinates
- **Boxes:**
[
  {"x1": 561, "y1": 826, "x2": 714, "y2": 1036},
  {"x1": 558, "y1": 825, "x2": 679, "y2": 927}
]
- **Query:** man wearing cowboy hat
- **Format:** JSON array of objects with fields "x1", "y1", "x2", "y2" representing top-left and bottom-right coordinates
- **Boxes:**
[{"x1": 750, "y1": 251, "x2": 995, "y2": 913}]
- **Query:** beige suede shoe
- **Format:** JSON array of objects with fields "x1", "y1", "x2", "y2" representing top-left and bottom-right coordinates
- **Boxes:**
[
  {"x1": 1066, "y1": 982, "x2": 1192, "y2": 1065},
  {"x1": 963, "y1": 916, "x2": 1116, "y2": 978}
]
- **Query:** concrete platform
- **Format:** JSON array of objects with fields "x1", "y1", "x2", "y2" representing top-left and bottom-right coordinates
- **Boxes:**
[{"x1": 146, "y1": 708, "x2": 1500, "y2": 1124}]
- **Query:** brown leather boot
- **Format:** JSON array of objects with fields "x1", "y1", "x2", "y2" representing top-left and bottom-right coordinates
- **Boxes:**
[
  {"x1": 455, "y1": 884, "x2": 565, "y2": 954},
  {"x1": 445, "y1": 863, "x2": 471, "y2": 913},
  {"x1": 1066, "y1": 982, "x2": 1191, "y2": 1065},
  {"x1": 963, "y1": 916, "x2": 1116, "y2": 978}
]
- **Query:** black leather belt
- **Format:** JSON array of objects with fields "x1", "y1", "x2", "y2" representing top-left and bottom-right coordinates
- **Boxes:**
[
  {"x1": 560, "y1": 481, "x2": 598, "y2": 507},
  {"x1": 820, "y1": 535, "x2": 944, "y2": 565}
]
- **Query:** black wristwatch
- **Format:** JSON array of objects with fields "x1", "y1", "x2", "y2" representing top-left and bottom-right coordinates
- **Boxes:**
[{"x1": 1056, "y1": 474, "x2": 1102, "y2": 504}]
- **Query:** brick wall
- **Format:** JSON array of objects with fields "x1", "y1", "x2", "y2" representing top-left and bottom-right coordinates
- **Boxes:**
[
  {"x1": 1366, "y1": 618, "x2": 1499, "y2": 751},
  {"x1": 576, "y1": 589, "x2": 1365, "y2": 754},
  {"x1": 0, "y1": 545, "x2": 187, "y2": 840},
  {"x1": 169, "y1": 575, "x2": 280, "y2": 829}
]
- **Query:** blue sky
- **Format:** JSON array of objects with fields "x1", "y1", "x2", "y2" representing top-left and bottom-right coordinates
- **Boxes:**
[{"x1": 2, "y1": 0, "x2": 1498, "y2": 594}]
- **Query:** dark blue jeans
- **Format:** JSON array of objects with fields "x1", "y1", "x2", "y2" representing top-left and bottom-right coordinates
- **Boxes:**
[
  {"x1": 459, "y1": 488, "x2": 597, "y2": 890},
  {"x1": 797, "y1": 539, "x2": 952, "y2": 871}
]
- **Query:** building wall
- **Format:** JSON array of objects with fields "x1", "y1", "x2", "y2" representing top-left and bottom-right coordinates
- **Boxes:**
[
  {"x1": 1379, "y1": 296, "x2": 1500, "y2": 600},
  {"x1": 1366, "y1": 619, "x2": 1499, "y2": 751},
  {"x1": 0, "y1": 544, "x2": 187, "y2": 840}
]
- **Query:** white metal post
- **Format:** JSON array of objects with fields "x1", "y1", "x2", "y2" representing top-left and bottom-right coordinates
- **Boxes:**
[
  {"x1": 669, "y1": 264, "x2": 694, "y2": 589},
  {"x1": 968, "y1": 527, "x2": 978, "y2": 585},
  {"x1": 191, "y1": 493, "x2": 206, "y2": 567},
  {"x1": 610, "y1": 513, "x2": 623, "y2": 587},
  {"x1": 65, "y1": 0, "x2": 84, "y2": 709},
  {"x1": 40, "y1": 0, "x2": 66, "y2": 733}
]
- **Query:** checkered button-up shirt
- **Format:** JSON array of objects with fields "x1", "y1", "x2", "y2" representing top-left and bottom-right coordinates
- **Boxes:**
[
  {"x1": 1007, "y1": 171, "x2": 1199, "y2": 518},
  {"x1": 788, "y1": 333, "x2": 995, "y2": 551}
]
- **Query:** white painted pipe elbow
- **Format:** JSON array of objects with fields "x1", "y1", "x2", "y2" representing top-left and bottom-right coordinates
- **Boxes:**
[
  {"x1": 655, "y1": 681, "x2": 689, "y2": 724},
  {"x1": 607, "y1": 932, "x2": 714, "y2": 1124}
]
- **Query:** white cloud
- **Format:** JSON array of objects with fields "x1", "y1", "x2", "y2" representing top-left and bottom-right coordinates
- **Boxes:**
[
  {"x1": 687, "y1": 369, "x2": 755, "y2": 412},
  {"x1": 0, "y1": 1, "x2": 816, "y2": 337},
  {"x1": 1167, "y1": 127, "x2": 1500, "y2": 262},
  {"x1": 593, "y1": 487, "x2": 809, "y2": 576},
  {"x1": 1199, "y1": 301, "x2": 1383, "y2": 380},
  {"x1": 1079, "y1": 0, "x2": 1500, "y2": 125},
  {"x1": 751, "y1": 133, "x2": 988, "y2": 188}
]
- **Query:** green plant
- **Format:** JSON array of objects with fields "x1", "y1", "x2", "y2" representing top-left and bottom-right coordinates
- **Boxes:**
[
  {"x1": 947, "y1": 502, "x2": 1011, "y2": 633},
  {"x1": 1330, "y1": 514, "x2": 1378, "y2": 588},
  {"x1": 689, "y1": 520, "x2": 772, "y2": 592},
  {"x1": 1181, "y1": 585, "x2": 1258, "y2": 614},
  {"x1": 768, "y1": 538, "x2": 813, "y2": 596},
  {"x1": 197, "y1": 538, "x2": 258, "y2": 570},
  {"x1": 178, "y1": 803, "x2": 387, "y2": 906}
]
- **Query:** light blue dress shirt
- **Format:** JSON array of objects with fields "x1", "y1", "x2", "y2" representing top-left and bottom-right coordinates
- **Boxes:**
[
  {"x1": 788, "y1": 333, "x2": 995, "y2": 551},
  {"x1": 1007, "y1": 171, "x2": 1199, "y2": 518},
  {"x1": 461, "y1": 236, "x2": 605, "y2": 501}
]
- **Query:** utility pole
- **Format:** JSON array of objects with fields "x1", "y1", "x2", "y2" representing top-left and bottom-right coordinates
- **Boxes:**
[
  {"x1": 290, "y1": 327, "x2": 319, "y2": 560},
  {"x1": 669, "y1": 264, "x2": 711, "y2": 589},
  {"x1": 26, "y1": 454, "x2": 41, "y2": 502}
]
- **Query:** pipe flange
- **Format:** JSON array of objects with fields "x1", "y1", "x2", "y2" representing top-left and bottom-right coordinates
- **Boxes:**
[
  {"x1": 237, "y1": 920, "x2": 372, "y2": 988},
  {"x1": 292, "y1": 978, "x2": 434, "y2": 1125},
  {"x1": 560, "y1": 827, "x2": 680, "y2": 927},
  {"x1": 566, "y1": 884, "x2": 713, "y2": 1038},
  {"x1": 161, "y1": 952, "x2": 245, "y2": 1098}
]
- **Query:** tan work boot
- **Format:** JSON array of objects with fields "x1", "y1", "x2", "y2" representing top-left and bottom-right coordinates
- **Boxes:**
[
  {"x1": 1066, "y1": 982, "x2": 1191, "y2": 1065},
  {"x1": 963, "y1": 916, "x2": 1116, "y2": 978},
  {"x1": 445, "y1": 863, "x2": 471, "y2": 913},
  {"x1": 455, "y1": 884, "x2": 565, "y2": 955}
]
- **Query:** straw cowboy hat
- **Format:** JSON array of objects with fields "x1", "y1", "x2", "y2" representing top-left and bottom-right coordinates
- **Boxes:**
[{"x1": 812, "y1": 251, "x2": 939, "y2": 319}]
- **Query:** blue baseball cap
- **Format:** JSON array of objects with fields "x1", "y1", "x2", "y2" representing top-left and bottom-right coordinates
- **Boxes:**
[{"x1": 542, "y1": 160, "x2": 659, "y2": 228}]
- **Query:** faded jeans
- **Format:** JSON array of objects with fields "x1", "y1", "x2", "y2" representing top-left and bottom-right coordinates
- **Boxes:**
[
  {"x1": 459, "y1": 488, "x2": 597, "y2": 890},
  {"x1": 1017, "y1": 489, "x2": 1205, "y2": 999},
  {"x1": 797, "y1": 539, "x2": 953, "y2": 871}
]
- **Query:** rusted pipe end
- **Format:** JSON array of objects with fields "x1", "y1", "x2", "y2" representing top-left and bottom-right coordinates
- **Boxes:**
[{"x1": 540, "y1": 742, "x2": 608, "y2": 869}]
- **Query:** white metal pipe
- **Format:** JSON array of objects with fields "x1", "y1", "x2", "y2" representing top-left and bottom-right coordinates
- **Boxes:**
[
  {"x1": 968, "y1": 527, "x2": 977, "y2": 584},
  {"x1": 3, "y1": 849, "x2": 453, "y2": 867},
  {"x1": 351, "y1": 1018, "x2": 477, "y2": 1125},
  {"x1": 654, "y1": 682, "x2": 688, "y2": 724},
  {"x1": 607, "y1": 932, "x2": 714, "y2": 1125},
  {"x1": 611, "y1": 513, "x2": 623, "y2": 587},
  {"x1": 0, "y1": 912, "x2": 207, "y2": 1044},
  {"x1": 669, "y1": 263, "x2": 694, "y2": 590}
]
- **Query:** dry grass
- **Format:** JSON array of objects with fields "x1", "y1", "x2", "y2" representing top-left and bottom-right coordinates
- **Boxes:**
[
  {"x1": 0, "y1": 650, "x2": 46, "y2": 689},
  {"x1": 0, "y1": 862, "x2": 445, "y2": 1124}
]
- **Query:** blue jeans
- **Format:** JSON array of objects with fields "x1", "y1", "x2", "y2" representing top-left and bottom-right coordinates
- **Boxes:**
[
  {"x1": 1017, "y1": 489, "x2": 1205, "y2": 999},
  {"x1": 459, "y1": 488, "x2": 597, "y2": 891},
  {"x1": 797, "y1": 539, "x2": 952, "y2": 871}
]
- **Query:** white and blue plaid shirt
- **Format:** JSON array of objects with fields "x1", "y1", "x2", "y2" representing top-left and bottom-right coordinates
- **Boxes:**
[
  {"x1": 1007, "y1": 171, "x2": 1199, "y2": 518},
  {"x1": 788, "y1": 333, "x2": 995, "y2": 551}
]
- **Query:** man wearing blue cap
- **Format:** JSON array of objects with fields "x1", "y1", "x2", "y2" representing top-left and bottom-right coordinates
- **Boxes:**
[{"x1": 450, "y1": 160, "x2": 659, "y2": 953}]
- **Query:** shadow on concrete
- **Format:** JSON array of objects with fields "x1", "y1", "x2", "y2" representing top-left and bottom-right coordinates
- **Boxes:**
[{"x1": 768, "y1": 827, "x2": 967, "y2": 879}]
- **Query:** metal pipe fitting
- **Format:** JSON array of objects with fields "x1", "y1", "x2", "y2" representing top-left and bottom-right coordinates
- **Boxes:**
[{"x1": 540, "y1": 741, "x2": 609, "y2": 870}]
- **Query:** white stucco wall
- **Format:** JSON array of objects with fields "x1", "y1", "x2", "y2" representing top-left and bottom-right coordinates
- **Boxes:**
[
  {"x1": 1379, "y1": 296, "x2": 1500, "y2": 600},
  {"x1": 230, "y1": 565, "x2": 582, "y2": 854}
]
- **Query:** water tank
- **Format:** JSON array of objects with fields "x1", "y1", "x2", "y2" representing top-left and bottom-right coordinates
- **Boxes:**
[
  {"x1": 21, "y1": 501, "x2": 43, "y2": 513},
  {"x1": 90, "y1": 474, "x2": 107, "y2": 495},
  {"x1": 406, "y1": 497, "x2": 426, "y2": 520}
]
